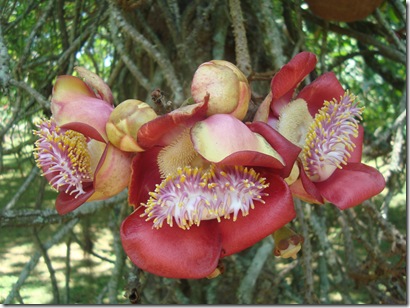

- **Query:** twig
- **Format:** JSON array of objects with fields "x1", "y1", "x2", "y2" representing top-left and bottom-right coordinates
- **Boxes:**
[
  {"x1": 3, "y1": 219, "x2": 79, "y2": 304},
  {"x1": 0, "y1": 23, "x2": 10, "y2": 90},
  {"x1": 236, "y1": 237, "x2": 274, "y2": 304},
  {"x1": 65, "y1": 235, "x2": 72, "y2": 304},
  {"x1": 109, "y1": 0, "x2": 184, "y2": 102},
  {"x1": 228, "y1": 0, "x2": 252, "y2": 76},
  {"x1": 33, "y1": 227, "x2": 60, "y2": 303},
  {"x1": 3, "y1": 167, "x2": 39, "y2": 211},
  {"x1": 294, "y1": 199, "x2": 318, "y2": 304},
  {"x1": 8, "y1": 79, "x2": 49, "y2": 109}
]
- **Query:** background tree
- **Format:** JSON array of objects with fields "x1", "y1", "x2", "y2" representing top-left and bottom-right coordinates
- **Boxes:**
[{"x1": 0, "y1": 0, "x2": 406, "y2": 304}]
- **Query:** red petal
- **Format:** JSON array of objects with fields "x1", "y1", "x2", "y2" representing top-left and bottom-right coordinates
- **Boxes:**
[
  {"x1": 348, "y1": 125, "x2": 364, "y2": 163},
  {"x1": 218, "y1": 174, "x2": 295, "y2": 257},
  {"x1": 60, "y1": 122, "x2": 106, "y2": 143},
  {"x1": 128, "y1": 147, "x2": 162, "y2": 207},
  {"x1": 137, "y1": 101, "x2": 208, "y2": 149},
  {"x1": 121, "y1": 207, "x2": 222, "y2": 279},
  {"x1": 315, "y1": 163, "x2": 386, "y2": 210},
  {"x1": 270, "y1": 52, "x2": 317, "y2": 117},
  {"x1": 248, "y1": 121, "x2": 301, "y2": 177},
  {"x1": 55, "y1": 183, "x2": 95, "y2": 215},
  {"x1": 292, "y1": 161, "x2": 325, "y2": 204},
  {"x1": 297, "y1": 72, "x2": 344, "y2": 116}
]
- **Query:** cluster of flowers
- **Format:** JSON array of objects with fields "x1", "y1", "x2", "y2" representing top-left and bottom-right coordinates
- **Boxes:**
[{"x1": 33, "y1": 52, "x2": 385, "y2": 279}]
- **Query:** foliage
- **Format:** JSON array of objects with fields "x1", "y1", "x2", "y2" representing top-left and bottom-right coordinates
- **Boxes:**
[{"x1": 0, "y1": 0, "x2": 406, "y2": 304}]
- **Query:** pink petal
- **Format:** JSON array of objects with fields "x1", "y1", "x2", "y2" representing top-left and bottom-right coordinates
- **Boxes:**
[
  {"x1": 192, "y1": 114, "x2": 286, "y2": 169},
  {"x1": 248, "y1": 121, "x2": 301, "y2": 177},
  {"x1": 52, "y1": 76, "x2": 113, "y2": 142},
  {"x1": 218, "y1": 174, "x2": 296, "y2": 257},
  {"x1": 315, "y1": 163, "x2": 386, "y2": 210},
  {"x1": 297, "y1": 72, "x2": 344, "y2": 116},
  {"x1": 270, "y1": 52, "x2": 317, "y2": 117},
  {"x1": 87, "y1": 144, "x2": 134, "y2": 202},
  {"x1": 121, "y1": 207, "x2": 222, "y2": 279},
  {"x1": 128, "y1": 147, "x2": 162, "y2": 207},
  {"x1": 137, "y1": 101, "x2": 208, "y2": 149}
]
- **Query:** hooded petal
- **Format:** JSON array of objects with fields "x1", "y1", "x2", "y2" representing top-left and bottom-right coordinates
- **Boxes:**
[
  {"x1": 218, "y1": 173, "x2": 295, "y2": 257},
  {"x1": 121, "y1": 207, "x2": 222, "y2": 279},
  {"x1": 87, "y1": 143, "x2": 134, "y2": 202},
  {"x1": 297, "y1": 72, "x2": 345, "y2": 116},
  {"x1": 270, "y1": 52, "x2": 317, "y2": 117},
  {"x1": 137, "y1": 100, "x2": 208, "y2": 149},
  {"x1": 315, "y1": 163, "x2": 386, "y2": 210},
  {"x1": 191, "y1": 114, "x2": 285, "y2": 169},
  {"x1": 51, "y1": 75, "x2": 114, "y2": 142}
]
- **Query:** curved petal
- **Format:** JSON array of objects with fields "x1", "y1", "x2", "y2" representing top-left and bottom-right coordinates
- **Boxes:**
[
  {"x1": 253, "y1": 91, "x2": 272, "y2": 123},
  {"x1": 270, "y1": 52, "x2": 317, "y2": 117},
  {"x1": 192, "y1": 114, "x2": 285, "y2": 169},
  {"x1": 121, "y1": 207, "x2": 222, "y2": 279},
  {"x1": 128, "y1": 147, "x2": 162, "y2": 207},
  {"x1": 297, "y1": 72, "x2": 344, "y2": 116},
  {"x1": 74, "y1": 66, "x2": 114, "y2": 105},
  {"x1": 55, "y1": 183, "x2": 94, "y2": 215},
  {"x1": 137, "y1": 100, "x2": 209, "y2": 149},
  {"x1": 248, "y1": 121, "x2": 301, "y2": 177},
  {"x1": 218, "y1": 174, "x2": 296, "y2": 257},
  {"x1": 52, "y1": 76, "x2": 113, "y2": 142},
  {"x1": 87, "y1": 144, "x2": 134, "y2": 202},
  {"x1": 315, "y1": 163, "x2": 386, "y2": 210}
]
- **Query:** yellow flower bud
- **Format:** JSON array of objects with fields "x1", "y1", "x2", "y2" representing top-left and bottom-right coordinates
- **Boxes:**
[
  {"x1": 191, "y1": 60, "x2": 250, "y2": 120},
  {"x1": 106, "y1": 99, "x2": 157, "y2": 152}
]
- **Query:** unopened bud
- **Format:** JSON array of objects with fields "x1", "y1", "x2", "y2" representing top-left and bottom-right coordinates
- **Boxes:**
[
  {"x1": 106, "y1": 99, "x2": 157, "y2": 152},
  {"x1": 191, "y1": 60, "x2": 250, "y2": 120}
]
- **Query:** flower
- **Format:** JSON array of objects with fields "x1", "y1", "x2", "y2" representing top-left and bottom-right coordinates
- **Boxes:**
[
  {"x1": 121, "y1": 97, "x2": 301, "y2": 279},
  {"x1": 33, "y1": 67, "x2": 134, "y2": 215},
  {"x1": 254, "y1": 52, "x2": 385, "y2": 209}
]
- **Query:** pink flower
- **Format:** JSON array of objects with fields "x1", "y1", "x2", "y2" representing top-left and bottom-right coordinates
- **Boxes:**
[
  {"x1": 254, "y1": 52, "x2": 385, "y2": 209},
  {"x1": 33, "y1": 67, "x2": 133, "y2": 215},
  {"x1": 120, "y1": 99, "x2": 300, "y2": 279}
]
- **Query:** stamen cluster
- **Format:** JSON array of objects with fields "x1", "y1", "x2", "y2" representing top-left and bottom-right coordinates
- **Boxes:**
[
  {"x1": 142, "y1": 165, "x2": 269, "y2": 230},
  {"x1": 33, "y1": 119, "x2": 93, "y2": 197},
  {"x1": 302, "y1": 92, "x2": 364, "y2": 181}
]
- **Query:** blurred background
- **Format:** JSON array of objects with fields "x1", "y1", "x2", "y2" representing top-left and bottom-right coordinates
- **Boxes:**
[{"x1": 0, "y1": 0, "x2": 406, "y2": 304}]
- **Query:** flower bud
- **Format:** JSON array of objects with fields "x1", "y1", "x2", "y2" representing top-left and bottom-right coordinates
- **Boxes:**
[
  {"x1": 191, "y1": 60, "x2": 250, "y2": 120},
  {"x1": 272, "y1": 226, "x2": 304, "y2": 259},
  {"x1": 106, "y1": 99, "x2": 157, "y2": 152}
]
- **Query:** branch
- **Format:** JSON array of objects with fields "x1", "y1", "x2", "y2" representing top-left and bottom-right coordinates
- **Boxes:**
[
  {"x1": 228, "y1": 0, "x2": 252, "y2": 76},
  {"x1": 0, "y1": 190, "x2": 128, "y2": 228}
]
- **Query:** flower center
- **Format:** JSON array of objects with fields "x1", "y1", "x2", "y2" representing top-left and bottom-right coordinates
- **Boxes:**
[
  {"x1": 302, "y1": 92, "x2": 364, "y2": 182},
  {"x1": 33, "y1": 119, "x2": 93, "y2": 197},
  {"x1": 157, "y1": 128, "x2": 206, "y2": 177},
  {"x1": 141, "y1": 165, "x2": 269, "y2": 230}
]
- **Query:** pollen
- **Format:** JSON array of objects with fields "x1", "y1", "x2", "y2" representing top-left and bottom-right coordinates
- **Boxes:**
[
  {"x1": 141, "y1": 165, "x2": 269, "y2": 230},
  {"x1": 302, "y1": 91, "x2": 364, "y2": 182},
  {"x1": 33, "y1": 118, "x2": 93, "y2": 197}
]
